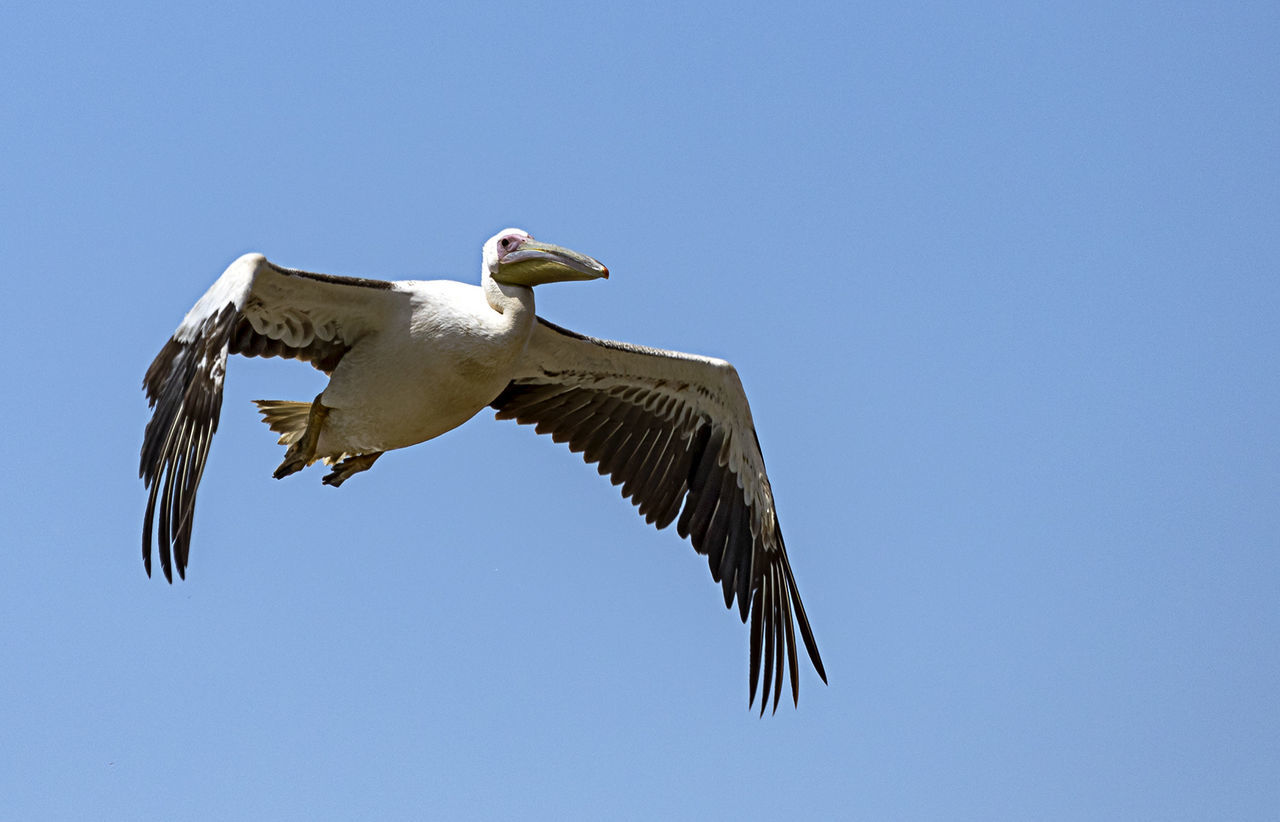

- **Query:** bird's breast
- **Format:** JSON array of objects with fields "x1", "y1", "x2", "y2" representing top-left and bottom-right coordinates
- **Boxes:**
[{"x1": 317, "y1": 284, "x2": 532, "y2": 455}]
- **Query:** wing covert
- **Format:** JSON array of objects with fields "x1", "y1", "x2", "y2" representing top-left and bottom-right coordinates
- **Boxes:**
[
  {"x1": 491, "y1": 318, "x2": 826, "y2": 711},
  {"x1": 139, "y1": 254, "x2": 401, "y2": 581}
]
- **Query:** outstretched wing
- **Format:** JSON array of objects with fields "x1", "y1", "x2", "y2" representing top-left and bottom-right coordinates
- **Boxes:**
[
  {"x1": 139, "y1": 253, "x2": 403, "y2": 582},
  {"x1": 491, "y1": 318, "x2": 826, "y2": 712}
]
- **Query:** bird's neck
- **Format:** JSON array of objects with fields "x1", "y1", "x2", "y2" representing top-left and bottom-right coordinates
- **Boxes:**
[{"x1": 483, "y1": 274, "x2": 536, "y2": 331}]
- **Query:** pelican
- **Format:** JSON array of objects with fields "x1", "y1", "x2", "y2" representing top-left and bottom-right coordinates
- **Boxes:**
[{"x1": 140, "y1": 229, "x2": 826, "y2": 712}]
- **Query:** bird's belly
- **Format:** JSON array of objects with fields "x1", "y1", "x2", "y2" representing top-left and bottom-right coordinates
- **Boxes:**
[
  {"x1": 321, "y1": 386, "x2": 487, "y2": 455},
  {"x1": 315, "y1": 329, "x2": 519, "y2": 456}
]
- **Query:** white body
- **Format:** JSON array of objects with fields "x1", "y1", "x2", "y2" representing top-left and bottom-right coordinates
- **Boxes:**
[{"x1": 317, "y1": 278, "x2": 533, "y2": 456}]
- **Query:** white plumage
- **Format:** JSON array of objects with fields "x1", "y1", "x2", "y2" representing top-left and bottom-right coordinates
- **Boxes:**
[{"x1": 140, "y1": 228, "x2": 825, "y2": 711}]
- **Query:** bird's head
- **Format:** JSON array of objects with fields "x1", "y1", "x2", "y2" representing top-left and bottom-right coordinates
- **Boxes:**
[{"x1": 484, "y1": 229, "x2": 609, "y2": 287}]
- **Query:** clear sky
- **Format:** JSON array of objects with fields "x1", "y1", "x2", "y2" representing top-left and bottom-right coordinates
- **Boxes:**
[{"x1": 2, "y1": 2, "x2": 1277, "y2": 819}]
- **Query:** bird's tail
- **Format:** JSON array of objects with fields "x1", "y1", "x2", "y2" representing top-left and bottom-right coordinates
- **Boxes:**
[{"x1": 253, "y1": 399, "x2": 311, "y2": 446}]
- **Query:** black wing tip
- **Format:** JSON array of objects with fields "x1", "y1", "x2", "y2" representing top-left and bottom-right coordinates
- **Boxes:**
[
  {"x1": 140, "y1": 304, "x2": 237, "y2": 588},
  {"x1": 742, "y1": 548, "x2": 829, "y2": 714},
  {"x1": 811, "y1": 650, "x2": 829, "y2": 685}
]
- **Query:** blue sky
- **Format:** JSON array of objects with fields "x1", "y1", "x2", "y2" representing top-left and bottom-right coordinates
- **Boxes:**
[{"x1": 2, "y1": 2, "x2": 1277, "y2": 819}]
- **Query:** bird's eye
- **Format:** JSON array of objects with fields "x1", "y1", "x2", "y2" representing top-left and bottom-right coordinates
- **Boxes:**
[
  {"x1": 494, "y1": 231, "x2": 531, "y2": 261},
  {"x1": 497, "y1": 234, "x2": 526, "y2": 258}
]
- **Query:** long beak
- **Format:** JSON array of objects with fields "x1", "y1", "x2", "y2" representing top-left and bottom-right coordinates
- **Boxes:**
[{"x1": 495, "y1": 240, "x2": 609, "y2": 286}]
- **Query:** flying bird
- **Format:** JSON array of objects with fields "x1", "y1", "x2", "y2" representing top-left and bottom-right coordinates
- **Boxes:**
[{"x1": 140, "y1": 229, "x2": 826, "y2": 712}]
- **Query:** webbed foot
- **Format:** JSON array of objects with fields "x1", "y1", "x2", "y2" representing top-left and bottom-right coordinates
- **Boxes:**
[{"x1": 322, "y1": 452, "x2": 383, "y2": 487}]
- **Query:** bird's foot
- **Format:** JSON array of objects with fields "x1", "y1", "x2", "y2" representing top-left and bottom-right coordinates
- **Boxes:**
[
  {"x1": 272, "y1": 447, "x2": 310, "y2": 480},
  {"x1": 272, "y1": 392, "x2": 329, "y2": 480},
  {"x1": 322, "y1": 452, "x2": 383, "y2": 487}
]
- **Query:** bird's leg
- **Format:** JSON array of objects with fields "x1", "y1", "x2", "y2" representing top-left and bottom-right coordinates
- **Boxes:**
[
  {"x1": 322, "y1": 452, "x2": 383, "y2": 487},
  {"x1": 273, "y1": 393, "x2": 329, "y2": 479}
]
